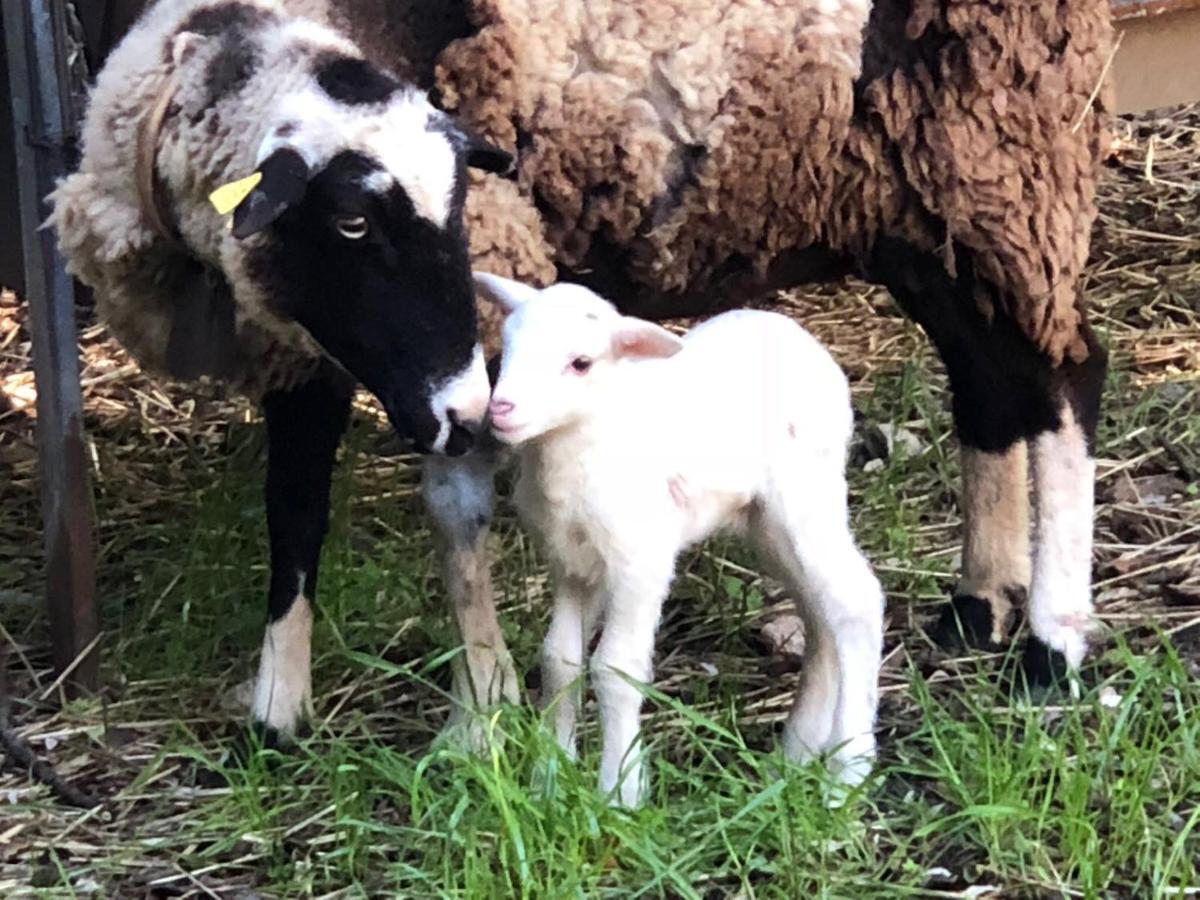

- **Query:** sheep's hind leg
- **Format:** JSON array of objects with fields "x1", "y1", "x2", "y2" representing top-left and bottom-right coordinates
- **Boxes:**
[
  {"x1": 422, "y1": 449, "x2": 519, "y2": 751},
  {"x1": 251, "y1": 372, "x2": 353, "y2": 743},
  {"x1": 1023, "y1": 327, "x2": 1107, "y2": 687},
  {"x1": 930, "y1": 443, "x2": 1030, "y2": 651},
  {"x1": 753, "y1": 471, "x2": 885, "y2": 788}
]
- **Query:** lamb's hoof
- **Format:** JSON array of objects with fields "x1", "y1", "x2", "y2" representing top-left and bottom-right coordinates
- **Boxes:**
[
  {"x1": 1012, "y1": 636, "x2": 1072, "y2": 698},
  {"x1": 928, "y1": 594, "x2": 1004, "y2": 651}
]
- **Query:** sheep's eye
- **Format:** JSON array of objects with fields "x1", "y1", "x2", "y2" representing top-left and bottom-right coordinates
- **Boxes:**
[
  {"x1": 335, "y1": 216, "x2": 368, "y2": 240},
  {"x1": 570, "y1": 356, "x2": 593, "y2": 374}
]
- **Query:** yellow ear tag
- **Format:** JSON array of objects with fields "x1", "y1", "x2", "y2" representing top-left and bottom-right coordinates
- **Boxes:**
[{"x1": 209, "y1": 171, "x2": 263, "y2": 216}]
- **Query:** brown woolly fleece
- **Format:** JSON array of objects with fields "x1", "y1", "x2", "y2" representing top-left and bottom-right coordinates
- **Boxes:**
[
  {"x1": 420, "y1": 0, "x2": 1112, "y2": 365},
  {"x1": 62, "y1": 0, "x2": 1110, "y2": 399}
]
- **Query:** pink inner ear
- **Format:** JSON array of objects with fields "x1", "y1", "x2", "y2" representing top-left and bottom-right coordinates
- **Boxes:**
[{"x1": 614, "y1": 325, "x2": 683, "y2": 360}]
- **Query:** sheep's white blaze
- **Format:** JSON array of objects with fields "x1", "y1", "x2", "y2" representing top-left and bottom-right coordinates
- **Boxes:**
[
  {"x1": 427, "y1": 344, "x2": 491, "y2": 451},
  {"x1": 1029, "y1": 406, "x2": 1095, "y2": 668},
  {"x1": 258, "y1": 88, "x2": 457, "y2": 227},
  {"x1": 361, "y1": 121, "x2": 458, "y2": 227},
  {"x1": 252, "y1": 588, "x2": 314, "y2": 734}
]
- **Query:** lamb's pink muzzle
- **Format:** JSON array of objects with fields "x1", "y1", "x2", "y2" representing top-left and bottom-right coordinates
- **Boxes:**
[{"x1": 489, "y1": 397, "x2": 517, "y2": 430}]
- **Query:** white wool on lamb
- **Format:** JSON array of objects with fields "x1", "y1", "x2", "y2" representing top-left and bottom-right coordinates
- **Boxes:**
[{"x1": 475, "y1": 272, "x2": 885, "y2": 806}]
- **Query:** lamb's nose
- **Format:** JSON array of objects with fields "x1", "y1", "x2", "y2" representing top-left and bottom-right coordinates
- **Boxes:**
[{"x1": 489, "y1": 398, "x2": 515, "y2": 420}]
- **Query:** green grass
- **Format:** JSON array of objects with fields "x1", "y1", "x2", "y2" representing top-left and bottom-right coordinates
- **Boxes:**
[{"x1": 2, "y1": 325, "x2": 1198, "y2": 897}]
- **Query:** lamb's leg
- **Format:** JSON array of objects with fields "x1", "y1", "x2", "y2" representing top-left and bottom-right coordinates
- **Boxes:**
[
  {"x1": 422, "y1": 450, "x2": 519, "y2": 749},
  {"x1": 1024, "y1": 329, "x2": 1107, "y2": 685},
  {"x1": 931, "y1": 443, "x2": 1030, "y2": 649},
  {"x1": 590, "y1": 563, "x2": 673, "y2": 808},
  {"x1": 541, "y1": 573, "x2": 601, "y2": 759},
  {"x1": 755, "y1": 475, "x2": 884, "y2": 787},
  {"x1": 253, "y1": 373, "x2": 352, "y2": 741}
]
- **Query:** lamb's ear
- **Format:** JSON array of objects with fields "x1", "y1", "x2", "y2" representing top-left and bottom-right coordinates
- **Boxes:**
[
  {"x1": 611, "y1": 318, "x2": 685, "y2": 360},
  {"x1": 231, "y1": 148, "x2": 310, "y2": 239},
  {"x1": 473, "y1": 272, "x2": 539, "y2": 313}
]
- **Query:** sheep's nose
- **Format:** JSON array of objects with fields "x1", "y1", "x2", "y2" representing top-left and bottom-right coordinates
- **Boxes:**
[
  {"x1": 447, "y1": 406, "x2": 484, "y2": 435},
  {"x1": 489, "y1": 398, "x2": 515, "y2": 421}
]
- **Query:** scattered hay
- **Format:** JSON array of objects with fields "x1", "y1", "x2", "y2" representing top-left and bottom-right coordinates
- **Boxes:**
[{"x1": 0, "y1": 104, "x2": 1197, "y2": 895}]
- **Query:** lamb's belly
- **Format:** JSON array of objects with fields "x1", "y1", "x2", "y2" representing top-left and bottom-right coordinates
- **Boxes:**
[{"x1": 671, "y1": 476, "x2": 753, "y2": 546}]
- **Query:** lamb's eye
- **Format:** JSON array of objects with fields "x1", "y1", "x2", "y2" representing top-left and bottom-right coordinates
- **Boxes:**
[
  {"x1": 570, "y1": 356, "x2": 592, "y2": 374},
  {"x1": 335, "y1": 216, "x2": 368, "y2": 240}
]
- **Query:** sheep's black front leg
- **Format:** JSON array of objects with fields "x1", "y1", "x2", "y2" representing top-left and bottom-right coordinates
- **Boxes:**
[{"x1": 251, "y1": 371, "x2": 353, "y2": 742}]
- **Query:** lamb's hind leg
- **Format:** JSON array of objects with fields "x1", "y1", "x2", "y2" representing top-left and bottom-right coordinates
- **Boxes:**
[
  {"x1": 422, "y1": 449, "x2": 519, "y2": 748},
  {"x1": 754, "y1": 470, "x2": 885, "y2": 787},
  {"x1": 253, "y1": 372, "x2": 353, "y2": 741}
]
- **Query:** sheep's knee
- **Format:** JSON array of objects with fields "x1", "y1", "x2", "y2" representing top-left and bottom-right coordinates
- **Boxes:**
[{"x1": 541, "y1": 600, "x2": 588, "y2": 756}]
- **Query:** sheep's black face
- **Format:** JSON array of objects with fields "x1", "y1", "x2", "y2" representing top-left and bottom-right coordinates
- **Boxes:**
[{"x1": 244, "y1": 149, "x2": 494, "y2": 454}]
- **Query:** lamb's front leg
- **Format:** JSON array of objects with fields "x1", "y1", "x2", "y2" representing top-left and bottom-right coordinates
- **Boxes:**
[
  {"x1": 541, "y1": 572, "x2": 601, "y2": 759},
  {"x1": 589, "y1": 561, "x2": 674, "y2": 808},
  {"x1": 422, "y1": 450, "x2": 519, "y2": 748}
]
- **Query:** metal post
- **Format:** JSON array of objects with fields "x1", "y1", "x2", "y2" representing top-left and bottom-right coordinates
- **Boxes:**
[{"x1": 3, "y1": 0, "x2": 99, "y2": 694}]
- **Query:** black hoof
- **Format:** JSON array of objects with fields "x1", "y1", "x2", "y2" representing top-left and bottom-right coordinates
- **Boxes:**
[
  {"x1": 1013, "y1": 636, "x2": 1071, "y2": 697},
  {"x1": 929, "y1": 594, "x2": 1003, "y2": 651}
]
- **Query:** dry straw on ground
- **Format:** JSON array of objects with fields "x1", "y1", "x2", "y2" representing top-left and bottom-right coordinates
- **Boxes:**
[{"x1": 0, "y1": 104, "x2": 1197, "y2": 895}]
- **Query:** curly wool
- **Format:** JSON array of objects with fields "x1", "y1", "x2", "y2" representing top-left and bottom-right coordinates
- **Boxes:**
[
  {"x1": 58, "y1": 0, "x2": 1110, "y2": 395},
  {"x1": 427, "y1": 0, "x2": 1111, "y2": 365},
  {"x1": 52, "y1": 0, "x2": 355, "y2": 395}
]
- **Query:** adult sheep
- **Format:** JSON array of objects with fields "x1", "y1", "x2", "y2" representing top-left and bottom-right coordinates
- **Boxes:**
[
  {"x1": 51, "y1": 0, "x2": 516, "y2": 739},
  {"x1": 410, "y1": 0, "x2": 1113, "y2": 725},
  {"x1": 60, "y1": 0, "x2": 1113, "y2": 740}
]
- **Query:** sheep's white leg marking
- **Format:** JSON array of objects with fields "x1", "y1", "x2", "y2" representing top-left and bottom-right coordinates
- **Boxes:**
[
  {"x1": 590, "y1": 563, "x2": 672, "y2": 808},
  {"x1": 252, "y1": 589, "x2": 314, "y2": 735},
  {"x1": 423, "y1": 451, "x2": 518, "y2": 747},
  {"x1": 756, "y1": 466, "x2": 884, "y2": 787},
  {"x1": 957, "y1": 443, "x2": 1031, "y2": 642},
  {"x1": 1029, "y1": 405, "x2": 1095, "y2": 668}
]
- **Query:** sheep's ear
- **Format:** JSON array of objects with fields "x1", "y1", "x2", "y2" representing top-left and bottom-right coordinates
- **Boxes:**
[
  {"x1": 171, "y1": 31, "x2": 207, "y2": 68},
  {"x1": 454, "y1": 124, "x2": 516, "y2": 179},
  {"x1": 231, "y1": 148, "x2": 310, "y2": 239},
  {"x1": 611, "y1": 318, "x2": 684, "y2": 360},
  {"x1": 473, "y1": 272, "x2": 539, "y2": 313}
]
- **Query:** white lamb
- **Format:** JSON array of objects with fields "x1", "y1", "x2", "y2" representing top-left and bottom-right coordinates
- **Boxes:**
[{"x1": 474, "y1": 272, "x2": 885, "y2": 807}]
